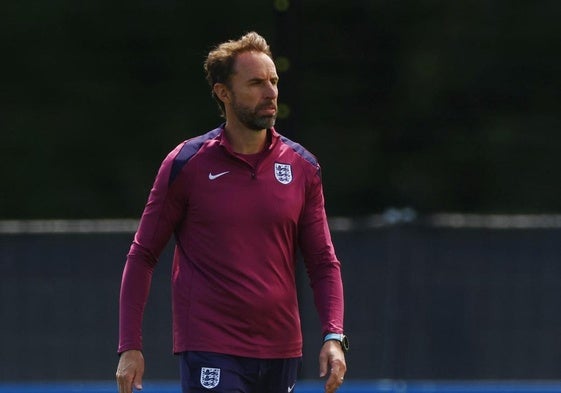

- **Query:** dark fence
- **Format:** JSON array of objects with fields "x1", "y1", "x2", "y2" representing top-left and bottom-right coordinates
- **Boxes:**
[{"x1": 2, "y1": 216, "x2": 561, "y2": 381}]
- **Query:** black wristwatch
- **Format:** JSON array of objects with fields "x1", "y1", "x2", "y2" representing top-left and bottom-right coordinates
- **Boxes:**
[{"x1": 323, "y1": 333, "x2": 349, "y2": 353}]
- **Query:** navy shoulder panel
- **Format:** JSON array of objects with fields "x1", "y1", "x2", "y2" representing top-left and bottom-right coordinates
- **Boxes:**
[
  {"x1": 169, "y1": 127, "x2": 222, "y2": 186},
  {"x1": 280, "y1": 135, "x2": 318, "y2": 168}
]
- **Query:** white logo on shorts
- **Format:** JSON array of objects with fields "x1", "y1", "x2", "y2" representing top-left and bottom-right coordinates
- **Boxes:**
[{"x1": 200, "y1": 367, "x2": 221, "y2": 389}]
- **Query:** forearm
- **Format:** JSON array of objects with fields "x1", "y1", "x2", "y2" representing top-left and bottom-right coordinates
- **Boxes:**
[
  {"x1": 310, "y1": 262, "x2": 344, "y2": 335},
  {"x1": 118, "y1": 251, "x2": 154, "y2": 353}
]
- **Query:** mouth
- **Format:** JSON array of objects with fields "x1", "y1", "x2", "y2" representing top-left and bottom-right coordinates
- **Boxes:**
[{"x1": 259, "y1": 104, "x2": 277, "y2": 116}]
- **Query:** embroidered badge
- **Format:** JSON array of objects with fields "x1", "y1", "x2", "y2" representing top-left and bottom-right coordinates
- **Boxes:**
[
  {"x1": 200, "y1": 367, "x2": 220, "y2": 389},
  {"x1": 274, "y1": 162, "x2": 293, "y2": 184}
]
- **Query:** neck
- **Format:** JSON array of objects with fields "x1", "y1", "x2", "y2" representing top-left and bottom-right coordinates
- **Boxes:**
[{"x1": 223, "y1": 121, "x2": 268, "y2": 154}]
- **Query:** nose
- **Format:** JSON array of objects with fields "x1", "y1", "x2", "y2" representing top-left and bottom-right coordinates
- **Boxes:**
[{"x1": 264, "y1": 81, "x2": 278, "y2": 99}]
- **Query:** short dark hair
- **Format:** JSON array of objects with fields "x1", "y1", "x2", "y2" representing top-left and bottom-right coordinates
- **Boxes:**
[{"x1": 204, "y1": 32, "x2": 272, "y2": 116}]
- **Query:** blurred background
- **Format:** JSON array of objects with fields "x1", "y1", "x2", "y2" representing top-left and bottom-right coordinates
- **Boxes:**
[
  {"x1": 3, "y1": 0, "x2": 560, "y2": 218},
  {"x1": 2, "y1": 0, "x2": 561, "y2": 389}
]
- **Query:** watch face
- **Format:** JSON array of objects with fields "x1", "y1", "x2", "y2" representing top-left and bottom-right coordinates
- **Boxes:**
[{"x1": 341, "y1": 335, "x2": 350, "y2": 352}]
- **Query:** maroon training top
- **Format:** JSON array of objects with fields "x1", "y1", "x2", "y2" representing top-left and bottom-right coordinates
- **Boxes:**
[{"x1": 118, "y1": 125, "x2": 344, "y2": 358}]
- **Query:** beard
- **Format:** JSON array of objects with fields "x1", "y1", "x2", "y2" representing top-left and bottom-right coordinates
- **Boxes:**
[{"x1": 231, "y1": 95, "x2": 277, "y2": 131}]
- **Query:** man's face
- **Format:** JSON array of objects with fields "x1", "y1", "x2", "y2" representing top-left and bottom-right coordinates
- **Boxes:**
[{"x1": 227, "y1": 51, "x2": 279, "y2": 131}]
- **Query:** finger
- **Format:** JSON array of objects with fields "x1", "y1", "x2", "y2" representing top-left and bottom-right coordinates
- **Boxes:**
[
  {"x1": 116, "y1": 373, "x2": 132, "y2": 393},
  {"x1": 133, "y1": 372, "x2": 143, "y2": 391},
  {"x1": 133, "y1": 359, "x2": 144, "y2": 390},
  {"x1": 324, "y1": 359, "x2": 346, "y2": 393},
  {"x1": 318, "y1": 351, "x2": 328, "y2": 377},
  {"x1": 324, "y1": 371, "x2": 344, "y2": 393},
  {"x1": 116, "y1": 367, "x2": 140, "y2": 393}
]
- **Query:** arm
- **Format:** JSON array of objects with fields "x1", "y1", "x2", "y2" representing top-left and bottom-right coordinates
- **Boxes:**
[
  {"x1": 298, "y1": 167, "x2": 346, "y2": 392},
  {"x1": 116, "y1": 146, "x2": 189, "y2": 390}
]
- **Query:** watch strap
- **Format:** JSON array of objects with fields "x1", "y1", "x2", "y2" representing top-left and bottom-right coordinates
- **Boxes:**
[
  {"x1": 323, "y1": 333, "x2": 349, "y2": 352},
  {"x1": 323, "y1": 333, "x2": 344, "y2": 342}
]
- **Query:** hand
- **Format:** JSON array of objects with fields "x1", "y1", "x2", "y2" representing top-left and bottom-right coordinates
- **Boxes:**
[
  {"x1": 319, "y1": 340, "x2": 347, "y2": 393},
  {"x1": 116, "y1": 350, "x2": 145, "y2": 393}
]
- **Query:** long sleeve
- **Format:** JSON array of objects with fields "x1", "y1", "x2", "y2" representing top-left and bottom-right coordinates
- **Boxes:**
[
  {"x1": 118, "y1": 145, "x2": 188, "y2": 353},
  {"x1": 298, "y1": 166, "x2": 344, "y2": 336}
]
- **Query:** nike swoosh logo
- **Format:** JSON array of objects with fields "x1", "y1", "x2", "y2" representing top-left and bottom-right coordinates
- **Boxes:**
[
  {"x1": 208, "y1": 171, "x2": 230, "y2": 180},
  {"x1": 288, "y1": 383, "x2": 296, "y2": 392}
]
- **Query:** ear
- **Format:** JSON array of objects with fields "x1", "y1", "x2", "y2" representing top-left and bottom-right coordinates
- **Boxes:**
[{"x1": 213, "y1": 83, "x2": 231, "y2": 105}]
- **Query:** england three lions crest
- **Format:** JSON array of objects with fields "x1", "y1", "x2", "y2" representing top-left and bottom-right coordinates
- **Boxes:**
[
  {"x1": 274, "y1": 162, "x2": 293, "y2": 184},
  {"x1": 200, "y1": 367, "x2": 220, "y2": 389}
]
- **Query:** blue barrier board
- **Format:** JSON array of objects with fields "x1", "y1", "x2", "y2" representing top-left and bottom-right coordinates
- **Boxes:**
[{"x1": 2, "y1": 381, "x2": 561, "y2": 393}]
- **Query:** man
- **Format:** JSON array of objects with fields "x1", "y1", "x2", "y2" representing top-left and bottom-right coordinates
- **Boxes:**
[{"x1": 116, "y1": 31, "x2": 347, "y2": 393}]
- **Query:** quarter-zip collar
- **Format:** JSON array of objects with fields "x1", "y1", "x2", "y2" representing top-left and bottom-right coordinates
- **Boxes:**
[{"x1": 217, "y1": 123, "x2": 279, "y2": 158}]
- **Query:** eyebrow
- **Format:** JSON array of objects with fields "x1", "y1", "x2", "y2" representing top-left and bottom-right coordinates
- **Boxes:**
[{"x1": 247, "y1": 76, "x2": 279, "y2": 84}]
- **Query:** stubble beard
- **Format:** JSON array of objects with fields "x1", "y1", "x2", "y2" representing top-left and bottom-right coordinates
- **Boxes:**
[{"x1": 231, "y1": 97, "x2": 277, "y2": 131}]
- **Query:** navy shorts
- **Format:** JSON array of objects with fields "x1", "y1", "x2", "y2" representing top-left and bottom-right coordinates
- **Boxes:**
[{"x1": 179, "y1": 351, "x2": 301, "y2": 393}]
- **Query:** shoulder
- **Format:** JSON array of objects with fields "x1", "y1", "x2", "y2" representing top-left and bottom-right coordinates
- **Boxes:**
[
  {"x1": 168, "y1": 127, "x2": 222, "y2": 185},
  {"x1": 173, "y1": 127, "x2": 222, "y2": 164},
  {"x1": 277, "y1": 134, "x2": 319, "y2": 170},
  {"x1": 275, "y1": 133, "x2": 322, "y2": 181}
]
